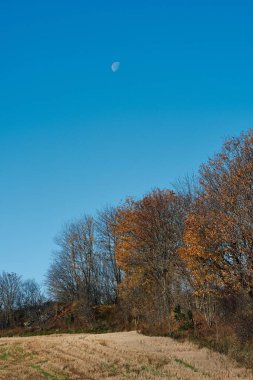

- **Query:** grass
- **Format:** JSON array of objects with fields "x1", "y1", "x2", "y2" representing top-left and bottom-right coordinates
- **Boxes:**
[
  {"x1": 101, "y1": 360, "x2": 174, "y2": 379},
  {"x1": 0, "y1": 350, "x2": 9, "y2": 360},
  {"x1": 100, "y1": 355, "x2": 174, "y2": 379},
  {"x1": 30, "y1": 364, "x2": 59, "y2": 380},
  {"x1": 30, "y1": 364, "x2": 71, "y2": 380},
  {"x1": 175, "y1": 358, "x2": 198, "y2": 372},
  {"x1": 190, "y1": 333, "x2": 253, "y2": 370},
  {"x1": 0, "y1": 343, "x2": 69, "y2": 380},
  {"x1": 0, "y1": 331, "x2": 252, "y2": 379},
  {"x1": 0, "y1": 325, "x2": 110, "y2": 338},
  {"x1": 100, "y1": 361, "x2": 120, "y2": 376},
  {"x1": 0, "y1": 344, "x2": 33, "y2": 362},
  {"x1": 140, "y1": 364, "x2": 173, "y2": 379}
]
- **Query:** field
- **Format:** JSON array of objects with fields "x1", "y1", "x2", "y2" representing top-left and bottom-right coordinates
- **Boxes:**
[{"x1": 0, "y1": 331, "x2": 252, "y2": 380}]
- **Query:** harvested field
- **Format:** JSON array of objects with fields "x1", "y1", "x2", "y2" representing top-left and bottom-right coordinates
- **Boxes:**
[{"x1": 0, "y1": 331, "x2": 252, "y2": 379}]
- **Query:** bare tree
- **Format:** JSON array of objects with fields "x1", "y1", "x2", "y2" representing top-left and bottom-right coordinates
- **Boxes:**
[
  {"x1": 173, "y1": 173, "x2": 200, "y2": 212},
  {"x1": 21, "y1": 279, "x2": 45, "y2": 308},
  {"x1": 0, "y1": 272, "x2": 22, "y2": 327},
  {"x1": 47, "y1": 215, "x2": 102, "y2": 312},
  {"x1": 96, "y1": 206, "x2": 122, "y2": 302}
]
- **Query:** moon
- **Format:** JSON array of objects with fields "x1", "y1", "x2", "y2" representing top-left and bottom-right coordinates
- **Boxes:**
[{"x1": 111, "y1": 61, "x2": 120, "y2": 72}]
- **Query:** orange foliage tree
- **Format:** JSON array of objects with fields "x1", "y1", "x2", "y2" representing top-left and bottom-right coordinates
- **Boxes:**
[
  {"x1": 181, "y1": 130, "x2": 253, "y2": 298},
  {"x1": 114, "y1": 189, "x2": 186, "y2": 329}
]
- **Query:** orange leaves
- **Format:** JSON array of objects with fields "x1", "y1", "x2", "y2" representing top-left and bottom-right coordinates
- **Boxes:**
[
  {"x1": 181, "y1": 130, "x2": 253, "y2": 297},
  {"x1": 113, "y1": 189, "x2": 185, "y2": 305}
]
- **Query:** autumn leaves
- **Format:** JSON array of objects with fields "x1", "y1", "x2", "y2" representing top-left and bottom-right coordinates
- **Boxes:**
[
  {"x1": 111, "y1": 130, "x2": 253, "y2": 332},
  {"x1": 113, "y1": 190, "x2": 186, "y2": 330},
  {"x1": 46, "y1": 129, "x2": 253, "y2": 337},
  {"x1": 181, "y1": 130, "x2": 253, "y2": 298}
]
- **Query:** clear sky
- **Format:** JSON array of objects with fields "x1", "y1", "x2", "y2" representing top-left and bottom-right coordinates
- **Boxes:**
[{"x1": 1, "y1": 0, "x2": 253, "y2": 286}]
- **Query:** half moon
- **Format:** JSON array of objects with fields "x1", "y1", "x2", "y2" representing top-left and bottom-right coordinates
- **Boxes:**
[{"x1": 111, "y1": 61, "x2": 120, "y2": 72}]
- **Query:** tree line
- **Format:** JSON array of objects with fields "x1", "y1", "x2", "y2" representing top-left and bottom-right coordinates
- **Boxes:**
[
  {"x1": 1, "y1": 130, "x2": 253, "y2": 363},
  {"x1": 0, "y1": 273, "x2": 44, "y2": 329}
]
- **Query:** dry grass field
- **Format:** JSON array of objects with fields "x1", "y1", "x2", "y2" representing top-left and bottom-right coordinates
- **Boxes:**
[{"x1": 0, "y1": 331, "x2": 252, "y2": 380}]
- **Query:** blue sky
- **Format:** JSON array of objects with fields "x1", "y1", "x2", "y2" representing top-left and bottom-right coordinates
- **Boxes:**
[{"x1": 1, "y1": 0, "x2": 253, "y2": 285}]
